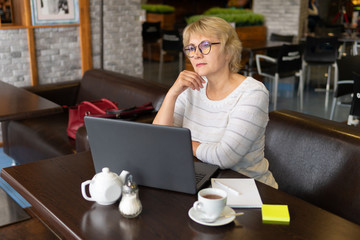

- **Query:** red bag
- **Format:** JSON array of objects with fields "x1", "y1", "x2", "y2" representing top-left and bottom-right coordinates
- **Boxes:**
[{"x1": 67, "y1": 98, "x2": 118, "y2": 139}]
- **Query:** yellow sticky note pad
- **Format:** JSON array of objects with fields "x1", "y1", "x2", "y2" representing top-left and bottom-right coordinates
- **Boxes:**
[{"x1": 262, "y1": 204, "x2": 290, "y2": 224}]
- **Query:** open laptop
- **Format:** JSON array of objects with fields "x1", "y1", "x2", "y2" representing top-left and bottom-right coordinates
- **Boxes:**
[{"x1": 84, "y1": 116, "x2": 219, "y2": 194}]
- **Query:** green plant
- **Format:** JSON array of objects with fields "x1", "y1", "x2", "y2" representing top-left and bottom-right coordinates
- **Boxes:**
[
  {"x1": 203, "y1": 7, "x2": 251, "y2": 15},
  {"x1": 141, "y1": 4, "x2": 175, "y2": 14},
  {"x1": 186, "y1": 7, "x2": 264, "y2": 27}
]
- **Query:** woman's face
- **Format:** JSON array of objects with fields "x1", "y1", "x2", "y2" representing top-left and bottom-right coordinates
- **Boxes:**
[{"x1": 187, "y1": 34, "x2": 229, "y2": 77}]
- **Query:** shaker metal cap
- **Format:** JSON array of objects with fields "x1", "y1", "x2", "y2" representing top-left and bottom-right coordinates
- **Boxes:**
[{"x1": 122, "y1": 174, "x2": 138, "y2": 194}]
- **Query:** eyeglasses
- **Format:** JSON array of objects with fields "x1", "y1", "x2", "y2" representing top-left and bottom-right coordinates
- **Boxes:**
[{"x1": 183, "y1": 41, "x2": 220, "y2": 58}]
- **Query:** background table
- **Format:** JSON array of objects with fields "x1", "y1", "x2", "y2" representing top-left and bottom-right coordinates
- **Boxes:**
[
  {"x1": 2, "y1": 151, "x2": 360, "y2": 239},
  {"x1": 241, "y1": 41, "x2": 292, "y2": 76},
  {"x1": 0, "y1": 81, "x2": 62, "y2": 121}
]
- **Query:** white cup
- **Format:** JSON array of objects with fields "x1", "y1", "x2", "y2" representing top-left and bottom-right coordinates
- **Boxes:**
[{"x1": 193, "y1": 188, "x2": 227, "y2": 222}]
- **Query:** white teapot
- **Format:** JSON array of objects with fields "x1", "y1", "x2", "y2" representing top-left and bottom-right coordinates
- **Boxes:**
[{"x1": 81, "y1": 168, "x2": 129, "y2": 205}]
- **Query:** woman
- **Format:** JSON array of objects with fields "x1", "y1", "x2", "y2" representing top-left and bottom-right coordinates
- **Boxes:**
[
  {"x1": 308, "y1": 0, "x2": 320, "y2": 33},
  {"x1": 153, "y1": 16, "x2": 278, "y2": 188}
]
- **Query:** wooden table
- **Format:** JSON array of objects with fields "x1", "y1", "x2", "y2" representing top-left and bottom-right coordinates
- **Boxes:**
[
  {"x1": 339, "y1": 35, "x2": 360, "y2": 57},
  {"x1": 0, "y1": 80, "x2": 62, "y2": 237},
  {"x1": 0, "y1": 207, "x2": 59, "y2": 239},
  {"x1": 242, "y1": 41, "x2": 291, "y2": 52},
  {"x1": 0, "y1": 81, "x2": 62, "y2": 121},
  {"x1": 2, "y1": 151, "x2": 360, "y2": 239}
]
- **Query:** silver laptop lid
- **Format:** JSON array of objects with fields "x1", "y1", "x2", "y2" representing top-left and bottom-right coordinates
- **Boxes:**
[{"x1": 84, "y1": 116, "x2": 198, "y2": 194}]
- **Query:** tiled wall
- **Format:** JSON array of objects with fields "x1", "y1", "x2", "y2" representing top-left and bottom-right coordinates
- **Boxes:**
[
  {"x1": 253, "y1": 0, "x2": 308, "y2": 41},
  {"x1": 35, "y1": 27, "x2": 82, "y2": 84},
  {"x1": 104, "y1": 0, "x2": 143, "y2": 75},
  {"x1": 0, "y1": 0, "x2": 143, "y2": 87},
  {"x1": 0, "y1": 29, "x2": 31, "y2": 87},
  {"x1": 90, "y1": 0, "x2": 143, "y2": 76}
]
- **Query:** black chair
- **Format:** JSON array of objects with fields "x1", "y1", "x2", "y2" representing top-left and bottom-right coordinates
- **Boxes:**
[
  {"x1": 352, "y1": 40, "x2": 360, "y2": 56},
  {"x1": 256, "y1": 44, "x2": 304, "y2": 110},
  {"x1": 265, "y1": 33, "x2": 295, "y2": 60},
  {"x1": 348, "y1": 72, "x2": 360, "y2": 126},
  {"x1": 270, "y1": 33, "x2": 294, "y2": 43},
  {"x1": 243, "y1": 33, "x2": 295, "y2": 76},
  {"x1": 158, "y1": 29, "x2": 183, "y2": 81},
  {"x1": 303, "y1": 36, "x2": 339, "y2": 95},
  {"x1": 329, "y1": 56, "x2": 360, "y2": 120},
  {"x1": 142, "y1": 21, "x2": 162, "y2": 61}
]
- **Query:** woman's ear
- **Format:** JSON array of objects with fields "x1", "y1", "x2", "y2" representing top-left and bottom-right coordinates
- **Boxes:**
[
  {"x1": 226, "y1": 52, "x2": 231, "y2": 62},
  {"x1": 225, "y1": 49, "x2": 231, "y2": 63}
]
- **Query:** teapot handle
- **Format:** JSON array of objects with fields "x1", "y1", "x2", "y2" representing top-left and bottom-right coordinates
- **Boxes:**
[
  {"x1": 119, "y1": 170, "x2": 130, "y2": 184},
  {"x1": 81, "y1": 180, "x2": 95, "y2": 202}
]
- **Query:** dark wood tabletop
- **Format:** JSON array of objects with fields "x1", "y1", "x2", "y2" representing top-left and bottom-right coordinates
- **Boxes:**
[
  {"x1": 0, "y1": 81, "x2": 62, "y2": 121},
  {"x1": 242, "y1": 40, "x2": 290, "y2": 52},
  {"x1": 338, "y1": 34, "x2": 360, "y2": 43},
  {"x1": 0, "y1": 207, "x2": 59, "y2": 239},
  {"x1": 1, "y1": 151, "x2": 360, "y2": 239}
]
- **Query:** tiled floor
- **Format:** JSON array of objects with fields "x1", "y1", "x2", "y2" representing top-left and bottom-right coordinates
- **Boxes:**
[
  {"x1": 0, "y1": 148, "x2": 31, "y2": 208},
  {"x1": 143, "y1": 59, "x2": 350, "y2": 122}
]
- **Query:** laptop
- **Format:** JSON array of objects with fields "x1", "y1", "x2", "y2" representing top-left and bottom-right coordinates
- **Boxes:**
[{"x1": 84, "y1": 116, "x2": 219, "y2": 194}]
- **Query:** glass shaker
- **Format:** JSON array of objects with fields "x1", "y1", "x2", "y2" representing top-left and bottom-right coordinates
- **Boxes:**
[{"x1": 119, "y1": 174, "x2": 142, "y2": 218}]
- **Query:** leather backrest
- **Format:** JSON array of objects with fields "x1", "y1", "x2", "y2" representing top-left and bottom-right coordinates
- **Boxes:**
[
  {"x1": 270, "y1": 33, "x2": 294, "y2": 43},
  {"x1": 142, "y1": 21, "x2": 162, "y2": 43},
  {"x1": 333, "y1": 56, "x2": 360, "y2": 98},
  {"x1": 162, "y1": 29, "x2": 183, "y2": 52},
  {"x1": 24, "y1": 80, "x2": 80, "y2": 106},
  {"x1": 351, "y1": 72, "x2": 360, "y2": 117},
  {"x1": 304, "y1": 36, "x2": 338, "y2": 63},
  {"x1": 276, "y1": 44, "x2": 303, "y2": 73},
  {"x1": 76, "y1": 69, "x2": 168, "y2": 111},
  {"x1": 265, "y1": 110, "x2": 360, "y2": 225},
  {"x1": 337, "y1": 55, "x2": 360, "y2": 81}
]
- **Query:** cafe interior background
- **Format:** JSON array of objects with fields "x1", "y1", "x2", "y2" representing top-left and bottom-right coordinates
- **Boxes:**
[
  {"x1": 0, "y1": 0, "x2": 359, "y2": 140},
  {"x1": 0, "y1": 0, "x2": 360, "y2": 237}
]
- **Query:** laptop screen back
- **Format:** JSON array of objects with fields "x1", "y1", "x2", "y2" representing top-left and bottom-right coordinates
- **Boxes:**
[{"x1": 84, "y1": 117, "x2": 198, "y2": 194}]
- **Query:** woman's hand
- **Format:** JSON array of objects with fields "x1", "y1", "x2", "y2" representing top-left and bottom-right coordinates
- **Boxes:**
[
  {"x1": 168, "y1": 70, "x2": 206, "y2": 98},
  {"x1": 192, "y1": 141, "x2": 201, "y2": 157},
  {"x1": 153, "y1": 71, "x2": 205, "y2": 126}
]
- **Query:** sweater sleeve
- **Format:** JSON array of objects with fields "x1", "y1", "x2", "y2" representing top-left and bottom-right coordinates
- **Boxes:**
[
  {"x1": 196, "y1": 88, "x2": 269, "y2": 169},
  {"x1": 173, "y1": 90, "x2": 187, "y2": 127}
]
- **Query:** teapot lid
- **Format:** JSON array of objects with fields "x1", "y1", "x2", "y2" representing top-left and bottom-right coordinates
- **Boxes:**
[{"x1": 94, "y1": 167, "x2": 119, "y2": 182}]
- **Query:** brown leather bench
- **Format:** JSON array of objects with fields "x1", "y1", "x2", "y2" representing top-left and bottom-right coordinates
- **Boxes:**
[
  {"x1": 265, "y1": 110, "x2": 360, "y2": 225},
  {"x1": 1, "y1": 69, "x2": 168, "y2": 164}
]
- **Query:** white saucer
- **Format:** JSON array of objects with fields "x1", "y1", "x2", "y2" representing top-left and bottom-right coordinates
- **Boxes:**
[{"x1": 188, "y1": 206, "x2": 236, "y2": 226}]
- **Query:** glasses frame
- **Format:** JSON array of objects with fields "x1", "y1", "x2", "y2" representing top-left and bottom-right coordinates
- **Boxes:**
[{"x1": 183, "y1": 41, "x2": 221, "y2": 58}]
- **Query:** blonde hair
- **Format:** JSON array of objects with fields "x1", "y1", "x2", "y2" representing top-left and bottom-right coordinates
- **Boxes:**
[{"x1": 183, "y1": 16, "x2": 242, "y2": 73}]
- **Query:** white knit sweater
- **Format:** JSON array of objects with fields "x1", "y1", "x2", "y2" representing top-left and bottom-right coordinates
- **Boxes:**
[{"x1": 174, "y1": 77, "x2": 278, "y2": 188}]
